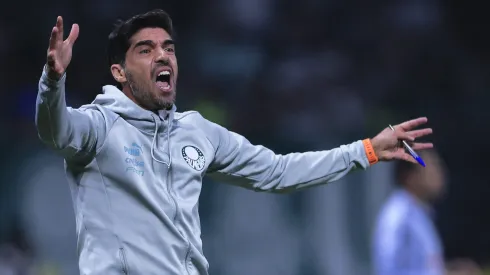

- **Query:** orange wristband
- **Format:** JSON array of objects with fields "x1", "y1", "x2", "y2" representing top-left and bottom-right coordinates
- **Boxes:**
[{"x1": 362, "y1": 139, "x2": 378, "y2": 165}]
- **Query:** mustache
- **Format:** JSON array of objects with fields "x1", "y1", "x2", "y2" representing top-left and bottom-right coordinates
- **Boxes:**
[{"x1": 151, "y1": 60, "x2": 171, "y2": 75}]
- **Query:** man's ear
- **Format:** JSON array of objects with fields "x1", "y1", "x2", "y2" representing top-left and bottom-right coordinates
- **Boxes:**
[{"x1": 110, "y1": 64, "x2": 127, "y2": 84}]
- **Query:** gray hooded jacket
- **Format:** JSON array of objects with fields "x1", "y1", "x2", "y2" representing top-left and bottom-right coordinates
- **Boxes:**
[{"x1": 35, "y1": 67, "x2": 371, "y2": 275}]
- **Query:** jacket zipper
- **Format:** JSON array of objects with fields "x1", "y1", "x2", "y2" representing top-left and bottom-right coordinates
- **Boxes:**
[
  {"x1": 184, "y1": 240, "x2": 192, "y2": 275},
  {"x1": 119, "y1": 247, "x2": 130, "y2": 274},
  {"x1": 161, "y1": 118, "x2": 191, "y2": 272},
  {"x1": 158, "y1": 118, "x2": 178, "y2": 223},
  {"x1": 165, "y1": 157, "x2": 179, "y2": 223},
  {"x1": 166, "y1": 168, "x2": 192, "y2": 274}
]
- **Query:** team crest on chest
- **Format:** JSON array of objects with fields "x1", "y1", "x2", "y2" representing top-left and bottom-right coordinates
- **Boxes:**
[{"x1": 182, "y1": 145, "x2": 205, "y2": 171}]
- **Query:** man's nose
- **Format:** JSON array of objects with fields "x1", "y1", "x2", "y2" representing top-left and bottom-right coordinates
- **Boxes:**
[{"x1": 155, "y1": 49, "x2": 170, "y2": 65}]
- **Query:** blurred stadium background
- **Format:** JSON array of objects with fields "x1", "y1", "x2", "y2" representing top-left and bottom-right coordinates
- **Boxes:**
[{"x1": 0, "y1": 0, "x2": 489, "y2": 274}]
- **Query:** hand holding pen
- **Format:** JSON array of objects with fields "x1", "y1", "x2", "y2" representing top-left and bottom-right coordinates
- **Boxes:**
[
  {"x1": 388, "y1": 124, "x2": 426, "y2": 166},
  {"x1": 369, "y1": 117, "x2": 433, "y2": 166}
]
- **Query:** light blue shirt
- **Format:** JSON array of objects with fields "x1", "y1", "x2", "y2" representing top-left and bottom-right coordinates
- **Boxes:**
[{"x1": 373, "y1": 189, "x2": 444, "y2": 275}]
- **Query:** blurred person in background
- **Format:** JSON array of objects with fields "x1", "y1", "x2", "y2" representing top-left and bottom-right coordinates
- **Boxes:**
[
  {"x1": 0, "y1": 233, "x2": 34, "y2": 275},
  {"x1": 36, "y1": 9, "x2": 434, "y2": 275},
  {"x1": 372, "y1": 150, "x2": 481, "y2": 275}
]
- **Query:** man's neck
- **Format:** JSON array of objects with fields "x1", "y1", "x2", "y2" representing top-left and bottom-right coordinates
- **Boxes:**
[
  {"x1": 122, "y1": 87, "x2": 153, "y2": 112},
  {"x1": 121, "y1": 86, "x2": 172, "y2": 119}
]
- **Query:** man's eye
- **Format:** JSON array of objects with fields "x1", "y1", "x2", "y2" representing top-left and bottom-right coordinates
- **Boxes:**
[
  {"x1": 165, "y1": 47, "x2": 175, "y2": 53},
  {"x1": 139, "y1": 49, "x2": 150, "y2": 54}
]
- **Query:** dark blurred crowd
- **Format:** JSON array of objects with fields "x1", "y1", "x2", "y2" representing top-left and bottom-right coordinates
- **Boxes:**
[{"x1": 0, "y1": 0, "x2": 489, "y2": 274}]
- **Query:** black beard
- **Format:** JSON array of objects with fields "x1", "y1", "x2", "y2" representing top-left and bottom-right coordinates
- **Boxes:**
[{"x1": 126, "y1": 71, "x2": 175, "y2": 111}]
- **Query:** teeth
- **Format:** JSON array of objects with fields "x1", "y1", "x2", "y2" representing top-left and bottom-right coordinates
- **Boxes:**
[{"x1": 158, "y1": 71, "x2": 170, "y2": 76}]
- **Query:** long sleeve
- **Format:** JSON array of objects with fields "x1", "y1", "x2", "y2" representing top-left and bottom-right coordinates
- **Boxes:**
[
  {"x1": 201, "y1": 114, "x2": 371, "y2": 193},
  {"x1": 35, "y1": 68, "x2": 108, "y2": 160}
]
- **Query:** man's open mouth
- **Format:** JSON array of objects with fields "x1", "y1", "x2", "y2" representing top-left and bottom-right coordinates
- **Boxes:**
[{"x1": 156, "y1": 70, "x2": 171, "y2": 91}]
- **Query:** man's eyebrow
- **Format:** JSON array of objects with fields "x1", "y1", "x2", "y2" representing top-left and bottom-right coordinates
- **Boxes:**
[
  {"x1": 133, "y1": 40, "x2": 155, "y2": 49},
  {"x1": 133, "y1": 39, "x2": 174, "y2": 49},
  {"x1": 162, "y1": 39, "x2": 174, "y2": 46}
]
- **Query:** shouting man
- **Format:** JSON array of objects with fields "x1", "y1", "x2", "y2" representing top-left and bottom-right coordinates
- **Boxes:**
[{"x1": 35, "y1": 9, "x2": 433, "y2": 275}]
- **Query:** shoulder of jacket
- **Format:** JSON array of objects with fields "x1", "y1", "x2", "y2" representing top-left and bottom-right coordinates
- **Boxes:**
[
  {"x1": 77, "y1": 103, "x2": 121, "y2": 123},
  {"x1": 174, "y1": 111, "x2": 219, "y2": 144},
  {"x1": 174, "y1": 111, "x2": 204, "y2": 120}
]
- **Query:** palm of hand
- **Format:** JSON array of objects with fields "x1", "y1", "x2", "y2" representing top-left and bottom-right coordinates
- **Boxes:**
[
  {"x1": 48, "y1": 39, "x2": 73, "y2": 75},
  {"x1": 371, "y1": 118, "x2": 433, "y2": 164}
]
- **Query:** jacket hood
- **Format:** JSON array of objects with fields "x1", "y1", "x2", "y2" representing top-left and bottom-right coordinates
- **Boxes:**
[
  {"x1": 91, "y1": 85, "x2": 176, "y2": 133},
  {"x1": 91, "y1": 85, "x2": 175, "y2": 167}
]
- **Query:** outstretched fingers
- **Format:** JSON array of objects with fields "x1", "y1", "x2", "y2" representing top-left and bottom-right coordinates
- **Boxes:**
[
  {"x1": 394, "y1": 151, "x2": 418, "y2": 164},
  {"x1": 395, "y1": 130, "x2": 415, "y2": 142},
  {"x1": 396, "y1": 117, "x2": 428, "y2": 131},
  {"x1": 66, "y1": 24, "x2": 80, "y2": 45},
  {"x1": 48, "y1": 26, "x2": 58, "y2": 51},
  {"x1": 410, "y1": 142, "x2": 433, "y2": 150},
  {"x1": 57, "y1": 16, "x2": 64, "y2": 39},
  {"x1": 406, "y1": 128, "x2": 432, "y2": 139}
]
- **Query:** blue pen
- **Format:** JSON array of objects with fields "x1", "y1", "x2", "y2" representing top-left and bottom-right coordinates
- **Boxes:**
[{"x1": 389, "y1": 124, "x2": 426, "y2": 167}]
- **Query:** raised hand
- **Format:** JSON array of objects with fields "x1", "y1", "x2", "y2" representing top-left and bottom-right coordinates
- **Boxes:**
[
  {"x1": 46, "y1": 16, "x2": 79, "y2": 80},
  {"x1": 371, "y1": 117, "x2": 433, "y2": 164}
]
